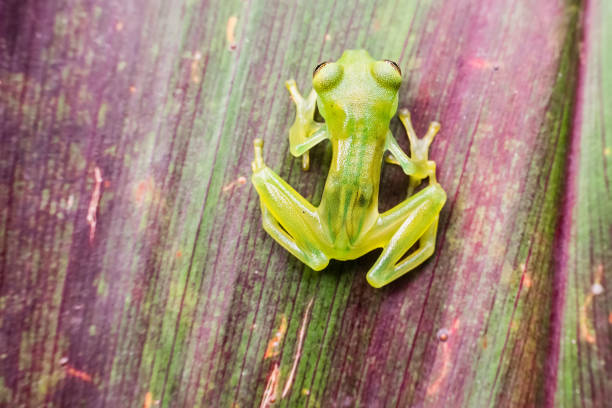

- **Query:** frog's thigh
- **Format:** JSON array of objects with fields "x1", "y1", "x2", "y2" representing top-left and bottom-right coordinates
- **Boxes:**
[
  {"x1": 252, "y1": 167, "x2": 329, "y2": 270},
  {"x1": 366, "y1": 184, "x2": 446, "y2": 288}
]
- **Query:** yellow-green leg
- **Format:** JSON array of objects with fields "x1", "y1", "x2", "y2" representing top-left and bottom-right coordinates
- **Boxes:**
[
  {"x1": 386, "y1": 109, "x2": 440, "y2": 195},
  {"x1": 373, "y1": 110, "x2": 445, "y2": 287},
  {"x1": 251, "y1": 139, "x2": 330, "y2": 270},
  {"x1": 285, "y1": 80, "x2": 327, "y2": 171},
  {"x1": 365, "y1": 184, "x2": 446, "y2": 288},
  {"x1": 399, "y1": 108, "x2": 440, "y2": 193}
]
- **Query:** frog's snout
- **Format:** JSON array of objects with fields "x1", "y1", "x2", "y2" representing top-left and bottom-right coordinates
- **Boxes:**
[{"x1": 340, "y1": 49, "x2": 372, "y2": 59}]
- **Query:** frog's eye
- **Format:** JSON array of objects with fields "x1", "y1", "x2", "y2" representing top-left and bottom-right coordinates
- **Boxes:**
[
  {"x1": 384, "y1": 60, "x2": 402, "y2": 76},
  {"x1": 313, "y1": 62, "x2": 343, "y2": 91},
  {"x1": 313, "y1": 62, "x2": 328, "y2": 77},
  {"x1": 371, "y1": 60, "x2": 402, "y2": 89}
]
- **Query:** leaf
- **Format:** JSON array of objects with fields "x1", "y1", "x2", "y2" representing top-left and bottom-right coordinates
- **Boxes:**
[
  {"x1": 554, "y1": 0, "x2": 612, "y2": 405},
  {"x1": 0, "y1": 0, "x2": 609, "y2": 407}
]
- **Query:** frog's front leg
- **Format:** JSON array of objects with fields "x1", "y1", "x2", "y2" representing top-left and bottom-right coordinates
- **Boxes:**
[
  {"x1": 365, "y1": 184, "x2": 446, "y2": 288},
  {"x1": 251, "y1": 139, "x2": 330, "y2": 270},
  {"x1": 285, "y1": 80, "x2": 328, "y2": 171},
  {"x1": 386, "y1": 109, "x2": 440, "y2": 195}
]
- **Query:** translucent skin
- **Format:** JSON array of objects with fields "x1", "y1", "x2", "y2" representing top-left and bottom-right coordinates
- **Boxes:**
[{"x1": 251, "y1": 49, "x2": 446, "y2": 288}]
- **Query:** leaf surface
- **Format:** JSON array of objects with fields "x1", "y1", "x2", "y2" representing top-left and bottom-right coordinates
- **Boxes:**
[{"x1": 0, "y1": 0, "x2": 609, "y2": 407}]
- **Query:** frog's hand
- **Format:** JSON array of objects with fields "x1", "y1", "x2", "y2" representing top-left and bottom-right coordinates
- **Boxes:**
[
  {"x1": 285, "y1": 79, "x2": 326, "y2": 171},
  {"x1": 387, "y1": 111, "x2": 441, "y2": 194},
  {"x1": 398, "y1": 109, "x2": 440, "y2": 164}
]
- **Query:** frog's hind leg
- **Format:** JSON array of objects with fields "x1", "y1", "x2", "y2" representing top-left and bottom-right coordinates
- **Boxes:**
[
  {"x1": 251, "y1": 139, "x2": 330, "y2": 270},
  {"x1": 365, "y1": 184, "x2": 446, "y2": 288}
]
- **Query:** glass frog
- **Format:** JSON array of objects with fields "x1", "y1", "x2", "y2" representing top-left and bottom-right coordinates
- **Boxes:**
[{"x1": 251, "y1": 49, "x2": 446, "y2": 288}]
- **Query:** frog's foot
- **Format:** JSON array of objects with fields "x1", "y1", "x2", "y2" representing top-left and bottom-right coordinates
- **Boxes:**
[
  {"x1": 365, "y1": 183, "x2": 446, "y2": 288},
  {"x1": 251, "y1": 138, "x2": 266, "y2": 173},
  {"x1": 285, "y1": 79, "x2": 325, "y2": 171},
  {"x1": 261, "y1": 205, "x2": 329, "y2": 270}
]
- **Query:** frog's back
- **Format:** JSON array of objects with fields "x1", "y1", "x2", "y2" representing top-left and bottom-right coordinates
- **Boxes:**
[
  {"x1": 317, "y1": 131, "x2": 384, "y2": 251},
  {"x1": 312, "y1": 50, "x2": 402, "y2": 251}
]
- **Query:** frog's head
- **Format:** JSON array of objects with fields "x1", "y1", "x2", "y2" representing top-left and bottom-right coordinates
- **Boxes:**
[{"x1": 312, "y1": 49, "x2": 401, "y2": 127}]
